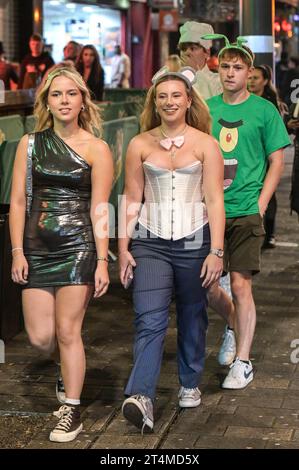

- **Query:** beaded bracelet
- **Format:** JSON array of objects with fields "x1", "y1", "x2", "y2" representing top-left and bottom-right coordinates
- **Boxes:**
[{"x1": 11, "y1": 247, "x2": 23, "y2": 253}]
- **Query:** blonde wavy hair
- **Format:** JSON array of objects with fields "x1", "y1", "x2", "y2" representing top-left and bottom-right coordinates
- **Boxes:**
[
  {"x1": 34, "y1": 62, "x2": 102, "y2": 136},
  {"x1": 140, "y1": 76, "x2": 211, "y2": 134}
]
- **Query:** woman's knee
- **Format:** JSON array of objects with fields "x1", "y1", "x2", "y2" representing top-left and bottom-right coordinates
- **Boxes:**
[
  {"x1": 27, "y1": 329, "x2": 56, "y2": 354},
  {"x1": 56, "y1": 324, "x2": 80, "y2": 347}
]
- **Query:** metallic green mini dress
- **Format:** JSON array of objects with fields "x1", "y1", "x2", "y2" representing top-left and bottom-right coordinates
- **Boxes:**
[{"x1": 23, "y1": 128, "x2": 96, "y2": 288}]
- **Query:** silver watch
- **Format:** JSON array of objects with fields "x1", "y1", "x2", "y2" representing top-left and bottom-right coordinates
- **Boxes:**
[{"x1": 210, "y1": 248, "x2": 224, "y2": 258}]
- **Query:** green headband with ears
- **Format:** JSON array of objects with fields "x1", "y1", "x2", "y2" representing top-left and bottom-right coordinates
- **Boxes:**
[{"x1": 201, "y1": 34, "x2": 254, "y2": 66}]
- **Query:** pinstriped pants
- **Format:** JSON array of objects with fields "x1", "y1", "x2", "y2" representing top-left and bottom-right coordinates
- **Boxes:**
[{"x1": 124, "y1": 224, "x2": 211, "y2": 400}]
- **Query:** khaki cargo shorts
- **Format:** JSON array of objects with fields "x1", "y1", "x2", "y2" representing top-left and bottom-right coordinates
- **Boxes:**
[{"x1": 224, "y1": 213, "x2": 265, "y2": 275}]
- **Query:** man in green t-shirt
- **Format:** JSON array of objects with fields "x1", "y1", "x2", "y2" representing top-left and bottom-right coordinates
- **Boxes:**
[{"x1": 205, "y1": 37, "x2": 290, "y2": 389}]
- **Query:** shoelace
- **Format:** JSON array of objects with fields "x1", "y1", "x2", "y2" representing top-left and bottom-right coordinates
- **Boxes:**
[
  {"x1": 53, "y1": 405, "x2": 74, "y2": 431},
  {"x1": 229, "y1": 359, "x2": 251, "y2": 377},
  {"x1": 180, "y1": 387, "x2": 198, "y2": 398},
  {"x1": 134, "y1": 395, "x2": 152, "y2": 436},
  {"x1": 53, "y1": 404, "x2": 72, "y2": 419}
]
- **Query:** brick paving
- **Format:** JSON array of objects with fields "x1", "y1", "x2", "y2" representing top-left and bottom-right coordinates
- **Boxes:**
[{"x1": 0, "y1": 147, "x2": 298, "y2": 449}]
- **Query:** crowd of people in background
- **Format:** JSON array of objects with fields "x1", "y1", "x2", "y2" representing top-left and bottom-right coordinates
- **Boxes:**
[
  {"x1": 1, "y1": 29, "x2": 299, "y2": 113},
  {"x1": 0, "y1": 35, "x2": 131, "y2": 97}
]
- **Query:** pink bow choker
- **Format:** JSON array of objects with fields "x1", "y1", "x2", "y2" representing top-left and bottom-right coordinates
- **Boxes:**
[{"x1": 159, "y1": 135, "x2": 185, "y2": 150}]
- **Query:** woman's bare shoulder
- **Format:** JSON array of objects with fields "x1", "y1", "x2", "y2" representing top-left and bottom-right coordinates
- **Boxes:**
[
  {"x1": 15, "y1": 134, "x2": 30, "y2": 155},
  {"x1": 87, "y1": 134, "x2": 110, "y2": 153},
  {"x1": 130, "y1": 129, "x2": 156, "y2": 144}
]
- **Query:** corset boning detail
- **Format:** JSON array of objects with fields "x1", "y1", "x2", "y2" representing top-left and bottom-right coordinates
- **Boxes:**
[{"x1": 138, "y1": 160, "x2": 208, "y2": 240}]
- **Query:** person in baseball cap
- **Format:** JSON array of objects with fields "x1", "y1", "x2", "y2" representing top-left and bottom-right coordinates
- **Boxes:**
[
  {"x1": 179, "y1": 21, "x2": 214, "y2": 51},
  {"x1": 178, "y1": 21, "x2": 222, "y2": 99}
]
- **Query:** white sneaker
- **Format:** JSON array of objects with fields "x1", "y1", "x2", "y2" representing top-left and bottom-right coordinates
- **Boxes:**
[
  {"x1": 222, "y1": 357, "x2": 253, "y2": 389},
  {"x1": 178, "y1": 387, "x2": 201, "y2": 408},
  {"x1": 122, "y1": 394, "x2": 154, "y2": 433},
  {"x1": 218, "y1": 326, "x2": 236, "y2": 366}
]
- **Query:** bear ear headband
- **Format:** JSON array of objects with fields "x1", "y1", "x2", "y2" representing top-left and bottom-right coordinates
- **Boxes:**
[
  {"x1": 201, "y1": 34, "x2": 254, "y2": 66},
  {"x1": 151, "y1": 66, "x2": 197, "y2": 89}
]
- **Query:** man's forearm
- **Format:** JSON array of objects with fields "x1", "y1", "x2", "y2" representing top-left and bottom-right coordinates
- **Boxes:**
[{"x1": 259, "y1": 159, "x2": 284, "y2": 213}]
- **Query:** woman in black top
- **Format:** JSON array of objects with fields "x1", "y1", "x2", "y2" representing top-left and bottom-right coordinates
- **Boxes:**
[{"x1": 76, "y1": 45, "x2": 104, "y2": 101}]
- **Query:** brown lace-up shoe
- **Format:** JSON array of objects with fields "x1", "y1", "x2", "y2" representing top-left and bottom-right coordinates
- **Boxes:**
[{"x1": 50, "y1": 404, "x2": 82, "y2": 442}]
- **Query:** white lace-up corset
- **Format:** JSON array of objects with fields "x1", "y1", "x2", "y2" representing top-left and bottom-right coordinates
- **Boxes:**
[{"x1": 138, "y1": 160, "x2": 208, "y2": 240}]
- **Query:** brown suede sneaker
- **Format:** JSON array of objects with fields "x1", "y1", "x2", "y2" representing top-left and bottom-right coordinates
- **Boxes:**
[{"x1": 50, "y1": 404, "x2": 82, "y2": 442}]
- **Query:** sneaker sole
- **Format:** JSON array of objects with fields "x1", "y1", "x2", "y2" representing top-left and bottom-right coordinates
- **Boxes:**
[
  {"x1": 49, "y1": 423, "x2": 83, "y2": 442},
  {"x1": 122, "y1": 403, "x2": 153, "y2": 432},
  {"x1": 222, "y1": 373, "x2": 253, "y2": 390},
  {"x1": 179, "y1": 398, "x2": 201, "y2": 408}
]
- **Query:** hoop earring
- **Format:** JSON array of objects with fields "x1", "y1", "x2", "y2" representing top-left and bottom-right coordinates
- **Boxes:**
[{"x1": 81, "y1": 105, "x2": 85, "y2": 111}]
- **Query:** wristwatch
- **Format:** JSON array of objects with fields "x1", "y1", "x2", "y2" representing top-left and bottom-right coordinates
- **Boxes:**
[{"x1": 210, "y1": 248, "x2": 224, "y2": 258}]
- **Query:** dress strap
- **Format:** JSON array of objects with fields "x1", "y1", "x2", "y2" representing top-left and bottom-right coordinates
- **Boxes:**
[{"x1": 26, "y1": 133, "x2": 35, "y2": 214}]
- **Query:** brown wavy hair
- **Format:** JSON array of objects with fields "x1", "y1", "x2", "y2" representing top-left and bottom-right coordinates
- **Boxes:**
[
  {"x1": 140, "y1": 76, "x2": 211, "y2": 134},
  {"x1": 34, "y1": 62, "x2": 102, "y2": 135}
]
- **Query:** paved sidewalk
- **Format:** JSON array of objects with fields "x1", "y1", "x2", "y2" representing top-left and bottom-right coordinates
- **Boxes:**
[{"x1": 0, "y1": 147, "x2": 299, "y2": 449}]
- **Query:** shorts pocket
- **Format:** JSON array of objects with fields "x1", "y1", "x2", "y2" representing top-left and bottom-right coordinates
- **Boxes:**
[{"x1": 252, "y1": 225, "x2": 265, "y2": 236}]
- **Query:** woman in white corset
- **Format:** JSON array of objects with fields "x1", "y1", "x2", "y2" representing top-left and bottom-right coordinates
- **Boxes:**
[{"x1": 118, "y1": 66, "x2": 225, "y2": 433}]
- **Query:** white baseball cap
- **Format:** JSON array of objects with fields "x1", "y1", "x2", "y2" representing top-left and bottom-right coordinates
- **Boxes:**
[{"x1": 179, "y1": 22, "x2": 214, "y2": 49}]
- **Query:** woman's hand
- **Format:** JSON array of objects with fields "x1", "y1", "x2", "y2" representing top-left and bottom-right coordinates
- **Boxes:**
[
  {"x1": 119, "y1": 250, "x2": 136, "y2": 287},
  {"x1": 200, "y1": 254, "x2": 223, "y2": 288},
  {"x1": 94, "y1": 262, "x2": 110, "y2": 298},
  {"x1": 11, "y1": 254, "x2": 28, "y2": 285}
]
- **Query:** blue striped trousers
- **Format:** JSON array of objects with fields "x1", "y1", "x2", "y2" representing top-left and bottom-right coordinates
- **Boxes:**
[{"x1": 124, "y1": 224, "x2": 211, "y2": 400}]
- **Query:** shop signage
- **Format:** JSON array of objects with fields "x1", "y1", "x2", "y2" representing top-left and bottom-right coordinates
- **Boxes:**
[
  {"x1": 150, "y1": 0, "x2": 177, "y2": 9},
  {"x1": 159, "y1": 9, "x2": 178, "y2": 31}
]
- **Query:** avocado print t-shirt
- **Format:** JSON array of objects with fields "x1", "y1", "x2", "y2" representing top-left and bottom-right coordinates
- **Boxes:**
[{"x1": 207, "y1": 93, "x2": 290, "y2": 218}]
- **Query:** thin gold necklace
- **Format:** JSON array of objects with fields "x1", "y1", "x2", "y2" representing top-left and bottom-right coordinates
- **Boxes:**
[{"x1": 160, "y1": 124, "x2": 187, "y2": 139}]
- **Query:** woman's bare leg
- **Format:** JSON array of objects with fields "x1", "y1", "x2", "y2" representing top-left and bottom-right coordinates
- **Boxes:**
[
  {"x1": 22, "y1": 287, "x2": 56, "y2": 354},
  {"x1": 55, "y1": 285, "x2": 93, "y2": 400}
]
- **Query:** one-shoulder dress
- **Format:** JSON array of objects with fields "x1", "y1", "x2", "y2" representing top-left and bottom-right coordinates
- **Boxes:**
[{"x1": 23, "y1": 128, "x2": 96, "y2": 288}]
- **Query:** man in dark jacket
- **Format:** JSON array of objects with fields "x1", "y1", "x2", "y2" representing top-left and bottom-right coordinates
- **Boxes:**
[{"x1": 18, "y1": 33, "x2": 54, "y2": 89}]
